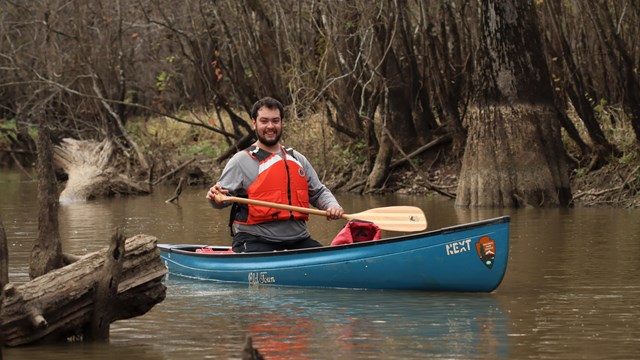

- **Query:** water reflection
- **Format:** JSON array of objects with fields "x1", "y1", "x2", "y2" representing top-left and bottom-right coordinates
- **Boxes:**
[
  {"x1": 58, "y1": 201, "x2": 118, "y2": 254},
  {"x1": 107, "y1": 277, "x2": 510, "y2": 359}
]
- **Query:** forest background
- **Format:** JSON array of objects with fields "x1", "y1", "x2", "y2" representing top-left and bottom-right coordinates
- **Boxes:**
[{"x1": 1, "y1": 0, "x2": 639, "y2": 208}]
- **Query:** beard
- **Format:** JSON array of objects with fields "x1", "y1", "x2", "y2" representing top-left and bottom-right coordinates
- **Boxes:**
[{"x1": 256, "y1": 128, "x2": 282, "y2": 147}]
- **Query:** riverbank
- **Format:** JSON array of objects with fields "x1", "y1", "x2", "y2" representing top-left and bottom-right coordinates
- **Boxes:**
[
  {"x1": 1, "y1": 117, "x2": 638, "y2": 208},
  {"x1": 198, "y1": 157, "x2": 639, "y2": 208},
  {"x1": 178, "y1": 112, "x2": 640, "y2": 208}
]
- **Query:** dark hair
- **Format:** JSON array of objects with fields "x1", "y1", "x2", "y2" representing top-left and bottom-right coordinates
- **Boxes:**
[{"x1": 250, "y1": 97, "x2": 284, "y2": 120}]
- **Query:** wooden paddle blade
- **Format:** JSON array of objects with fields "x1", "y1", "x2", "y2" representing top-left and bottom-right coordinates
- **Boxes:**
[{"x1": 344, "y1": 206, "x2": 427, "y2": 232}]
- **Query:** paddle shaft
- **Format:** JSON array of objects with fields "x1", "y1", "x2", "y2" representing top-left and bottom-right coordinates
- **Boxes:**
[{"x1": 218, "y1": 195, "x2": 333, "y2": 218}]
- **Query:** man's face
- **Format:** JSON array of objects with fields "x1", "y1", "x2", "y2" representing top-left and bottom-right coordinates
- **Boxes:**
[{"x1": 253, "y1": 107, "x2": 282, "y2": 147}]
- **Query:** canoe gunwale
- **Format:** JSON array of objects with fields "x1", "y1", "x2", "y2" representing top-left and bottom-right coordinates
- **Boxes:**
[{"x1": 159, "y1": 216, "x2": 510, "y2": 257}]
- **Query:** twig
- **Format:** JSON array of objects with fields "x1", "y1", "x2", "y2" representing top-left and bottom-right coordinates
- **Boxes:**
[
  {"x1": 9, "y1": 151, "x2": 33, "y2": 180},
  {"x1": 622, "y1": 165, "x2": 639, "y2": 188},
  {"x1": 36, "y1": 74, "x2": 239, "y2": 138},
  {"x1": 152, "y1": 158, "x2": 196, "y2": 186},
  {"x1": 165, "y1": 176, "x2": 185, "y2": 204},
  {"x1": 389, "y1": 135, "x2": 452, "y2": 169}
]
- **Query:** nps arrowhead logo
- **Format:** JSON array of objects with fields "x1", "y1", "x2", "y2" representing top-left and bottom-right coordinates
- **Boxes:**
[{"x1": 475, "y1": 236, "x2": 496, "y2": 269}]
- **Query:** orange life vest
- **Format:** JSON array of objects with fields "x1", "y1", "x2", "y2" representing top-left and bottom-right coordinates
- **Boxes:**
[{"x1": 234, "y1": 146, "x2": 310, "y2": 225}]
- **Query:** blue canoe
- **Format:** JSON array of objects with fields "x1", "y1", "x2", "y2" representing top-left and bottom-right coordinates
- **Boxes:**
[{"x1": 159, "y1": 216, "x2": 510, "y2": 292}]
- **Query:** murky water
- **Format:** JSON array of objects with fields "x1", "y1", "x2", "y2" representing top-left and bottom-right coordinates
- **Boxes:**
[{"x1": 1, "y1": 171, "x2": 639, "y2": 359}]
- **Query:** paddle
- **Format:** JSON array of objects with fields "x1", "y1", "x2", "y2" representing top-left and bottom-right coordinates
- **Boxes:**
[{"x1": 215, "y1": 194, "x2": 427, "y2": 232}]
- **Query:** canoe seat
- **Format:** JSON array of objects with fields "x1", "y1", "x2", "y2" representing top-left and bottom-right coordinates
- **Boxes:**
[{"x1": 330, "y1": 220, "x2": 381, "y2": 246}]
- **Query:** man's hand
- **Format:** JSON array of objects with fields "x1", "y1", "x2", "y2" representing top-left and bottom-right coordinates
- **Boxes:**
[
  {"x1": 206, "y1": 183, "x2": 229, "y2": 204},
  {"x1": 325, "y1": 206, "x2": 344, "y2": 221}
]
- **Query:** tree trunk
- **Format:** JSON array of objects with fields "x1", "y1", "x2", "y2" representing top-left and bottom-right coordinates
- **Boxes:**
[
  {"x1": 30, "y1": 119, "x2": 63, "y2": 279},
  {"x1": 0, "y1": 216, "x2": 7, "y2": 291},
  {"x1": 366, "y1": 2, "x2": 425, "y2": 192},
  {"x1": 376, "y1": 3, "x2": 427, "y2": 152},
  {"x1": 365, "y1": 120, "x2": 394, "y2": 192},
  {"x1": 397, "y1": 0, "x2": 436, "y2": 144},
  {"x1": 1, "y1": 234, "x2": 166, "y2": 347},
  {"x1": 426, "y1": 3, "x2": 468, "y2": 156},
  {"x1": 456, "y1": 0, "x2": 571, "y2": 208},
  {"x1": 0, "y1": 216, "x2": 7, "y2": 359}
]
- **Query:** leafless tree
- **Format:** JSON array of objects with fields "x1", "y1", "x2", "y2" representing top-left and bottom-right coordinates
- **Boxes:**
[{"x1": 2, "y1": 0, "x2": 639, "y2": 207}]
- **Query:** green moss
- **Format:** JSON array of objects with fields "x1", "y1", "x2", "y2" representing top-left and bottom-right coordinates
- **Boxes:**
[
  {"x1": 0, "y1": 119, "x2": 17, "y2": 131},
  {"x1": 618, "y1": 151, "x2": 637, "y2": 165},
  {"x1": 0, "y1": 119, "x2": 38, "y2": 143}
]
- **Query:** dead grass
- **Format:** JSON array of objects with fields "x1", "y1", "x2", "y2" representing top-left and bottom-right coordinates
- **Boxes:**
[{"x1": 561, "y1": 102, "x2": 640, "y2": 207}]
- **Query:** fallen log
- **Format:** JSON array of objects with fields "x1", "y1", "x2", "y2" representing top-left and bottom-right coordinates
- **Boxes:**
[{"x1": 1, "y1": 234, "x2": 167, "y2": 346}]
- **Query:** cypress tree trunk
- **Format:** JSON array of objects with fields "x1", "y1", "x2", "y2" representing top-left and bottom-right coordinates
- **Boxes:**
[{"x1": 456, "y1": 0, "x2": 571, "y2": 208}]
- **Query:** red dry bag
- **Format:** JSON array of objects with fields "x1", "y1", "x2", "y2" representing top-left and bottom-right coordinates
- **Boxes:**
[{"x1": 330, "y1": 220, "x2": 381, "y2": 246}]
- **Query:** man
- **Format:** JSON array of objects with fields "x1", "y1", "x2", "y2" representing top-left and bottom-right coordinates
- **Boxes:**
[{"x1": 206, "y1": 97, "x2": 344, "y2": 252}]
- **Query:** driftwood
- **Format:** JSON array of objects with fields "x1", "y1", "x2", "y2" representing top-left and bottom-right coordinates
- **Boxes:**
[
  {"x1": 241, "y1": 336, "x2": 265, "y2": 360},
  {"x1": 1, "y1": 234, "x2": 167, "y2": 346},
  {"x1": 90, "y1": 230, "x2": 126, "y2": 341},
  {"x1": 571, "y1": 165, "x2": 640, "y2": 207},
  {"x1": 53, "y1": 138, "x2": 150, "y2": 203}
]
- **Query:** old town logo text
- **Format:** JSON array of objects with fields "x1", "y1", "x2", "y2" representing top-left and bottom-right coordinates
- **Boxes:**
[{"x1": 248, "y1": 271, "x2": 276, "y2": 285}]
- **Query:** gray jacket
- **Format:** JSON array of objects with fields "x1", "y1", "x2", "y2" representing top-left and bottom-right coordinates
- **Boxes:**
[{"x1": 211, "y1": 147, "x2": 340, "y2": 242}]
